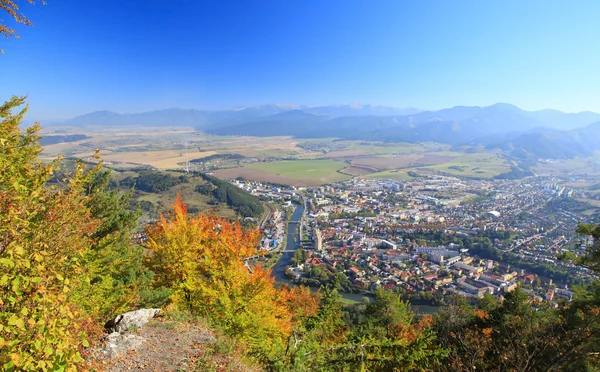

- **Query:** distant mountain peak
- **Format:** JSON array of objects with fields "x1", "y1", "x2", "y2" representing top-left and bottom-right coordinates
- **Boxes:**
[{"x1": 487, "y1": 102, "x2": 522, "y2": 111}]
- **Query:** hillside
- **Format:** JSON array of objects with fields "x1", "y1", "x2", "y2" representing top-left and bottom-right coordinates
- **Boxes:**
[
  {"x1": 109, "y1": 169, "x2": 264, "y2": 223},
  {"x1": 488, "y1": 121, "x2": 600, "y2": 159},
  {"x1": 206, "y1": 104, "x2": 600, "y2": 159}
]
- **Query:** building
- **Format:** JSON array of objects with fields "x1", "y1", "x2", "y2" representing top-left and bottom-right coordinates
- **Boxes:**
[
  {"x1": 454, "y1": 262, "x2": 484, "y2": 275},
  {"x1": 485, "y1": 211, "x2": 501, "y2": 219},
  {"x1": 546, "y1": 289, "x2": 555, "y2": 301},
  {"x1": 313, "y1": 228, "x2": 323, "y2": 251}
]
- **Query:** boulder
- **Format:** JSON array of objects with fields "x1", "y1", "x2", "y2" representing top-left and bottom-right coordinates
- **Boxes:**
[
  {"x1": 103, "y1": 332, "x2": 146, "y2": 357},
  {"x1": 105, "y1": 308, "x2": 161, "y2": 333}
]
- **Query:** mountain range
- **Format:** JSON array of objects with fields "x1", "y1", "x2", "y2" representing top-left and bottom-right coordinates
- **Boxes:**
[{"x1": 56, "y1": 103, "x2": 600, "y2": 160}]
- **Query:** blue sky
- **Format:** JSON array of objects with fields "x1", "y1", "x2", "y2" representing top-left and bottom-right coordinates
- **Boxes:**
[{"x1": 1, "y1": 0, "x2": 599, "y2": 119}]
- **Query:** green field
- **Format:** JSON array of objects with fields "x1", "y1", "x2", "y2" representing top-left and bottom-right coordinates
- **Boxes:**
[
  {"x1": 364, "y1": 170, "x2": 415, "y2": 181},
  {"x1": 422, "y1": 153, "x2": 511, "y2": 179},
  {"x1": 246, "y1": 159, "x2": 350, "y2": 184}
]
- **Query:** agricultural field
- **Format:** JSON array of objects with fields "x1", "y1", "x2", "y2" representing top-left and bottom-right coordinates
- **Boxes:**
[
  {"x1": 341, "y1": 153, "x2": 459, "y2": 172},
  {"x1": 99, "y1": 149, "x2": 216, "y2": 169},
  {"x1": 421, "y1": 153, "x2": 511, "y2": 179},
  {"x1": 364, "y1": 170, "x2": 415, "y2": 181},
  {"x1": 40, "y1": 124, "x2": 533, "y2": 184},
  {"x1": 40, "y1": 126, "x2": 317, "y2": 168},
  {"x1": 339, "y1": 165, "x2": 379, "y2": 176},
  {"x1": 321, "y1": 141, "x2": 447, "y2": 158},
  {"x1": 215, "y1": 160, "x2": 350, "y2": 186}
]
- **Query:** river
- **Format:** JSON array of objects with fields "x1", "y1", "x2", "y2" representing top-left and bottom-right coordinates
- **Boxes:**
[{"x1": 271, "y1": 202, "x2": 439, "y2": 314}]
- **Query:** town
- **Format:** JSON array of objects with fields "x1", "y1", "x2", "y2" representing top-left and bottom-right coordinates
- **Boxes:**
[{"x1": 231, "y1": 173, "x2": 597, "y2": 306}]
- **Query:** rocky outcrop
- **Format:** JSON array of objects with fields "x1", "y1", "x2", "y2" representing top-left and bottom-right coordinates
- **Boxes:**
[
  {"x1": 104, "y1": 308, "x2": 161, "y2": 333},
  {"x1": 88, "y1": 317, "x2": 231, "y2": 371},
  {"x1": 103, "y1": 332, "x2": 146, "y2": 358},
  {"x1": 100, "y1": 308, "x2": 161, "y2": 358}
]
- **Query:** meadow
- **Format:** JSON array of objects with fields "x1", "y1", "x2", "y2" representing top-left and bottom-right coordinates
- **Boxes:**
[
  {"x1": 240, "y1": 159, "x2": 351, "y2": 186},
  {"x1": 422, "y1": 153, "x2": 511, "y2": 179}
]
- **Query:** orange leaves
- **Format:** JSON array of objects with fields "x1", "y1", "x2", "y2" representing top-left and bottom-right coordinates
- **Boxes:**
[
  {"x1": 473, "y1": 309, "x2": 489, "y2": 321},
  {"x1": 281, "y1": 285, "x2": 320, "y2": 322},
  {"x1": 144, "y1": 196, "x2": 300, "y2": 361},
  {"x1": 174, "y1": 193, "x2": 187, "y2": 217},
  {"x1": 145, "y1": 195, "x2": 261, "y2": 289}
]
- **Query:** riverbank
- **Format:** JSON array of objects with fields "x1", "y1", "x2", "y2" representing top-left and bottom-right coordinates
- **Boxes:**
[{"x1": 270, "y1": 202, "x2": 440, "y2": 314}]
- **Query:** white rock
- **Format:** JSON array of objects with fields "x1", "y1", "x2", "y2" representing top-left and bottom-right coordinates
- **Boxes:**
[
  {"x1": 107, "y1": 308, "x2": 161, "y2": 333},
  {"x1": 103, "y1": 332, "x2": 146, "y2": 358}
]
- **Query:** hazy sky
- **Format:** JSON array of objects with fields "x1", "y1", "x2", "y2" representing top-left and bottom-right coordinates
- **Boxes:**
[{"x1": 1, "y1": 0, "x2": 599, "y2": 119}]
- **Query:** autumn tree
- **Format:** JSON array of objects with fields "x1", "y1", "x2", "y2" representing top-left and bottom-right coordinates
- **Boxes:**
[
  {"x1": 144, "y1": 197, "x2": 316, "y2": 363},
  {"x1": 1, "y1": 0, "x2": 45, "y2": 52},
  {"x1": 73, "y1": 170, "x2": 170, "y2": 321},
  {"x1": 0, "y1": 96, "x2": 157, "y2": 370},
  {"x1": 434, "y1": 287, "x2": 600, "y2": 371},
  {"x1": 0, "y1": 96, "x2": 102, "y2": 370}
]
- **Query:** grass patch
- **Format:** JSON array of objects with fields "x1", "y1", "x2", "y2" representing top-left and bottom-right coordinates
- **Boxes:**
[
  {"x1": 423, "y1": 153, "x2": 511, "y2": 179},
  {"x1": 245, "y1": 159, "x2": 351, "y2": 184},
  {"x1": 339, "y1": 296, "x2": 361, "y2": 305}
]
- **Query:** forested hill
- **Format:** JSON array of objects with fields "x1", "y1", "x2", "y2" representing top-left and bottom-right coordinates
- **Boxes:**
[{"x1": 110, "y1": 169, "x2": 264, "y2": 220}]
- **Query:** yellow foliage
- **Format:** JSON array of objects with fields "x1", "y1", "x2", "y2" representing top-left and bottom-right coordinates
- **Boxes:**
[
  {"x1": 145, "y1": 195, "x2": 308, "y2": 362},
  {"x1": 0, "y1": 96, "x2": 103, "y2": 370}
]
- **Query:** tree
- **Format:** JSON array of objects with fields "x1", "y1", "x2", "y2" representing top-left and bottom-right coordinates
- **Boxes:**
[
  {"x1": 144, "y1": 196, "x2": 309, "y2": 363},
  {"x1": 286, "y1": 288, "x2": 446, "y2": 371},
  {"x1": 73, "y1": 170, "x2": 170, "y2": 320},
  {"x1": 0, "y1": 96, "x2": 157, "y2": 370},
  {"x1": 1, "y1": 0, "x2": 45, "y2": 53},
  {"x1": 0, "y1": 96, "x2": 101, "y2": 370},
  {"x1": 434, "y1": 286, "x2": 600, "y2": 371}
]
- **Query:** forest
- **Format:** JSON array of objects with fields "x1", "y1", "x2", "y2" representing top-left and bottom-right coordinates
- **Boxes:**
[
  {"x1": 118, "y1": 172, "x2": 189, "y2": 193},
  {"x1": 195, "y1": 173, "x2": 265, "y2": 218},
  {"x1": 189, "y1": 153, "x2": 246, "y2": 163}
]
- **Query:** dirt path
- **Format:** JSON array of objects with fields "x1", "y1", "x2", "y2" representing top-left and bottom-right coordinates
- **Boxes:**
[{"x1": 88, "y1": 318, "x2": 258, "y2": 372}]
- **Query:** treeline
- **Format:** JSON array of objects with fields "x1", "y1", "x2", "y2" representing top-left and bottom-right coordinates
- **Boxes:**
[
  {"x1": 118, "y1": 171, "x2": 188, "y2": 193},
  {"x1": 195, "y1": 173, "x2": 264, "y2": 218},
  {"x1": 189, "y1": 153, "x2": 245, "y2": 163},
  {"x1": 112, "y1": 170, "x2": 265, "y2": 219}
]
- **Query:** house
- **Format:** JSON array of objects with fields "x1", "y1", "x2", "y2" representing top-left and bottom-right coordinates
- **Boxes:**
[{"x1": 349, "y1": 267, "x2": 362, "y2": 277}]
